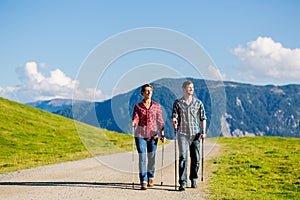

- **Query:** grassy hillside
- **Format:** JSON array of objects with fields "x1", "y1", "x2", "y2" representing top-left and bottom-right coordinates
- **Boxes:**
[
  {"x1": 208, "y1": 137, "x2": 300, "y2": 199},
  {"x1": 0, "y1": 97, "x2": 133, "y2": 174}
]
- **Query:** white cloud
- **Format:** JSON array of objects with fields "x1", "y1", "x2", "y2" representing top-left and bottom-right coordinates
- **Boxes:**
[
  {"x1": 25, "y1": 62, "x2": 44, "y2": 84},
  {"x1": 232, "y1": 37, "x2": 300, "y2": 83},
  {"x1": 0, "y1": 62, "x2": 107, "y2": 103}
]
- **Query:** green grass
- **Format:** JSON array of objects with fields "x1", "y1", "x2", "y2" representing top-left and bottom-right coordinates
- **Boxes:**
[
  {"x1": 208, "y1": 137, "x2": 300, "y2": 200},
  {"x1": 0, "y1": 97, "x2": 133, "y2": 174}
]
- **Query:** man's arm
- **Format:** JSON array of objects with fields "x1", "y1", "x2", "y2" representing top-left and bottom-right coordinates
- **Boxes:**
[
  {"x1": 201, "y1": 119, "x2": 206, "y2": 138},
  {"x1": 199, "y1": 101, "x2": 207, "y2": 138}
]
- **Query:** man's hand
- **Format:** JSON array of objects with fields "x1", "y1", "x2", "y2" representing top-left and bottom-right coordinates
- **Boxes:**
[
  {"x1": 201, "y1": 131, "x2": 206, "y2": 139},
  {"x1": 172, "y1": 118, "x2": 178, "y2": 129}
]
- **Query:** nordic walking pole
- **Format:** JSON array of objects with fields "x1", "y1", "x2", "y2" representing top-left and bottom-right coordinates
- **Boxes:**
[
  {"x1": 161, "y1": 140, "x2": 165, "y2": 186},
  {"x1": 174, "y1": 128, "x2": 178, "y2": 190},
  {"x1": 132, "y1": 126, "x2": 135, "y2": 189},
  {"x1": 201, "y1": 136, "x2": 204, "y2": 182}
]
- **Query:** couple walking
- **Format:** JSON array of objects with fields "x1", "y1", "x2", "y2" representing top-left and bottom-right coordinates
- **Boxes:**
[{"x1": 131, "y1": 80, "x2": 207, "y2": 191}]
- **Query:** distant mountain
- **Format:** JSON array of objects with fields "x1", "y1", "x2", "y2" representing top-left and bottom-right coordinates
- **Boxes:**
[
  {"x1": 26, "y1": 98, "x2": 89, "y2": 113},
  {"x1": 32, "y1": 78, "x2": 300, "y2": 138}
]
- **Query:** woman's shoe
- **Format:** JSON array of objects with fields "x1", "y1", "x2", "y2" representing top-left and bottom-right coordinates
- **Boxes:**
[
  {"x1": 148, "y1": 179, "x2": 154, "y2": 187},
  {"x1": 141, "y1": 182, "x2": 147, "y2": 190}
]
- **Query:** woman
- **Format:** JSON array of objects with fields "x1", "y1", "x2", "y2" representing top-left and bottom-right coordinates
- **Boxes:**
[{"x1": 131, "y1": 84, "x2": 165, "y2": 190}]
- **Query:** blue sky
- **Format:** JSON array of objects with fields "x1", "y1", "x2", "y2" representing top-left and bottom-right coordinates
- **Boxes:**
[{"x1": 1, "y1": 0, "x2": 300, "y2": 103}]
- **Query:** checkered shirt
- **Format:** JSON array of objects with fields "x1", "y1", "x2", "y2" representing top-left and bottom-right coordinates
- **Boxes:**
[
  {"x1": 172, "y1": 96, "x2": 206, "y2": 135},
  {"x1": 132, "y1": 100, "x2": 164, "y2": 139}
]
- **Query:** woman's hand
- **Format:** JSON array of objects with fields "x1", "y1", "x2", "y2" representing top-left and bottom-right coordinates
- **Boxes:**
[
  {"x1": 131, "y1": 120, "x2": 136, "y2": 127},
  {"x1": 160, "y1": 135, "x2": 166, "y2": 143}
]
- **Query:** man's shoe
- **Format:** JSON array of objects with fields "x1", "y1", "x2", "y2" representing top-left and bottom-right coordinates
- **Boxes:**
[
  {"x1": 141, "y1": 182, "x2": 147, "y2": 190},
  {"x1": 178, "y1": 185, "x2": 186, "y2": 191},
  {"x1": 148, "y1": 179, "x2": 154, "y2": 187},
  {"x1": 191, "y1": 181, "x2": 197, "y2": 188}
]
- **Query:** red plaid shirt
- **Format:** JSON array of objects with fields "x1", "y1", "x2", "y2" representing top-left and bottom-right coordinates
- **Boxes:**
[{"x1": 132, "y1": 100, "x2": 164, "y2": 139}]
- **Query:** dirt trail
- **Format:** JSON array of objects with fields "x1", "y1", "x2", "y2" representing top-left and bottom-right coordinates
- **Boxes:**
[{"x1": 0, "y1": 141, "x2": 219, "y2": 200}]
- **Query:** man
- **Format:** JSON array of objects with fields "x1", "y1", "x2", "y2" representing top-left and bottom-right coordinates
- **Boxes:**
[{"x1": 172, "y1": 80, "x2": 206, "y2": 191}]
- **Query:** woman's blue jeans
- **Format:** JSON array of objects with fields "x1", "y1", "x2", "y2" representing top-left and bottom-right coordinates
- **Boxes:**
[
  {"x1": 178, "y1": 134, "x2": 201, "y2": 186},
  {"x1": 135, "y1": 137, "x2": 158, "y2": 184}
]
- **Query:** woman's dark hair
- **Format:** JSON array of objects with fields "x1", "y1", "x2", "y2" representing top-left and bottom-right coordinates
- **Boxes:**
[{"x1": 141, "y1": 84, "x2": 153, "y2": 94}]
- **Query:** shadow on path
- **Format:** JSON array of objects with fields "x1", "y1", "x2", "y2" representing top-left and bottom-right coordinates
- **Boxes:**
[{"x1": 0, "y1": 181, "x2": 178, "y2": 191}]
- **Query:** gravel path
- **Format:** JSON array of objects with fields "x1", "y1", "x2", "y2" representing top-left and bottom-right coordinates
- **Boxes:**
[{"x1": 0, "y1": 141, "x2": 219, "y2": 200}]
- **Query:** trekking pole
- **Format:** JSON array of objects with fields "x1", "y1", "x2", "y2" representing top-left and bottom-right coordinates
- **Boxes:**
[
  {"x1": 174, "y1": 128, "x2": 178, "y2": 190},
  {"x1": 161, "y1": 140, "x2": 165, "y2": 186},
  {"x1": 132, "y1": 127, "x2": 135, "y2": 189},
  {"x1": 201, "y1": 137, "x2": 204, "y2": 182}
]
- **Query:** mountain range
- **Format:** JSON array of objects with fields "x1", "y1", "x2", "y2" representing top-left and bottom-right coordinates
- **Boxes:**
[
  {"x1": 27, "y1": 98, "x2": 89, "y2": 113},
  {"x1": 27, "y1": 78, "x2": 300, "y2": 138}
]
